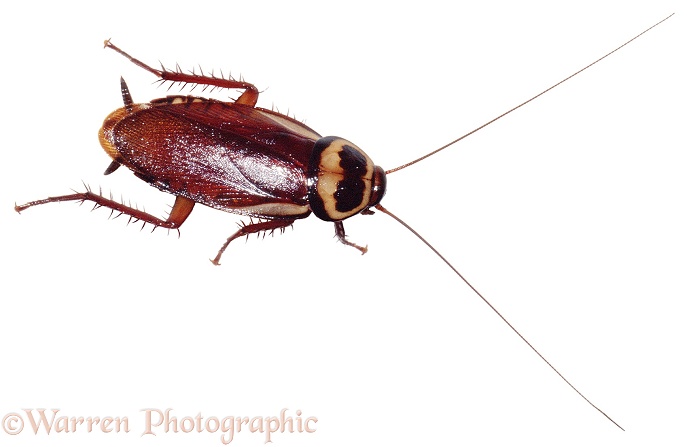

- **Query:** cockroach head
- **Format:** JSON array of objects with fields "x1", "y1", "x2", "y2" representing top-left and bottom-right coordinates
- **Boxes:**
[{"x1": 307, "y1": 136, "x2": 386, "y2": 221}]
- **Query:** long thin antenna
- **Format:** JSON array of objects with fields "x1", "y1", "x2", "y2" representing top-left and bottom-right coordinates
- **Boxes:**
[
  {"x1": 375, "y1": 203, "x2": 624, "y2": 430},
  {"x1": 385, "y1": 13, "x2": 674, "y2": 175},
  {"x1": 377, "y1": 14, "x2": 675, "y2": 429}
]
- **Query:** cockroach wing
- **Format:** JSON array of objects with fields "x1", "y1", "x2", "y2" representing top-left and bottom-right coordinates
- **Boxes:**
[{"x1": 101, "y1": 98, "x2": 322, "y2": 219}]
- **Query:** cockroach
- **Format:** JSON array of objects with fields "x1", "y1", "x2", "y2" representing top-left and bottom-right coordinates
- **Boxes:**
[{"x1": 14, "y1": 14, "x2": 673, "y2": 430}]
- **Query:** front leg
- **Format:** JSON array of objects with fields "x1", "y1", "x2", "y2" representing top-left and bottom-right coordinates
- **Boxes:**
[{"x1": 334, "y1": 221, "x2": 367, "y2": 254}]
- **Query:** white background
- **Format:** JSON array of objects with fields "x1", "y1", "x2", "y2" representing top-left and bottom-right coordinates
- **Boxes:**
[{"x1": 1, "y1": 1, "x2": 685, "y2": 446}]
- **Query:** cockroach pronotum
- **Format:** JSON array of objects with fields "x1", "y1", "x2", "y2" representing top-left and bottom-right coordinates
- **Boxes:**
[{"x1": 14, "y1": 14, "x2": 674, "y2": 431}]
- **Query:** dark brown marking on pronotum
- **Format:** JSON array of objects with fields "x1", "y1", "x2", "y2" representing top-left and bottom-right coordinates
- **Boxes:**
[
  {"x1": 336, "y1": 145, "x2": 369, "y2": 213},
  {"x1": 307, "y1": 136, "x2": 385, "y2": 223},
  {"x1": 14, "y1": 14, "x2": 674, "y2": 431}
]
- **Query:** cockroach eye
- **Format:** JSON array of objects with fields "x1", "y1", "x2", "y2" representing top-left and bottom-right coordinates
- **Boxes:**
[{"x1": 307, "y1": 136, "x2": 386, "y2": 222}]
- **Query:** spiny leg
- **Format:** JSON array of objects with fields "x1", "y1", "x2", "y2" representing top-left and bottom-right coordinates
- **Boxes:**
[
  {"x1": 211, "y1": 218, "x2": 296, "y2": 266},
  {"x1": 15, "y1": 189, "x2": 195, "y2": 231},
  {"x1": 334, "y1": 221, "x2": 367, "y2": 254},
  {"x1": 104, "y1": 40, "x2": 259, "y2": 106}
]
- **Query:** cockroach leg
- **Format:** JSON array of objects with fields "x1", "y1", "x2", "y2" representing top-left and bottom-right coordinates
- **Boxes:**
[
  {"x1": 15, "y1": 191, "x2": 195, "y2": 231},
  {"x1": 334, "y1": 221, "x2": 368, "y2": 255},
  {"x1": 166, "y1": 196, "x2": 195, "y2": 226},
  {"x1": 211, "y1": 219, "x2": 296, "y2": 265},
  {"x1": 104, "y1": 40, "x2": 259, "y2": 106}
]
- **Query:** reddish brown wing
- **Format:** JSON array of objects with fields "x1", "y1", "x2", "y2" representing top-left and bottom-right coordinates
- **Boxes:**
[{"x1": 109, "y1": 97, "x2": 321, "y2": 218}]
